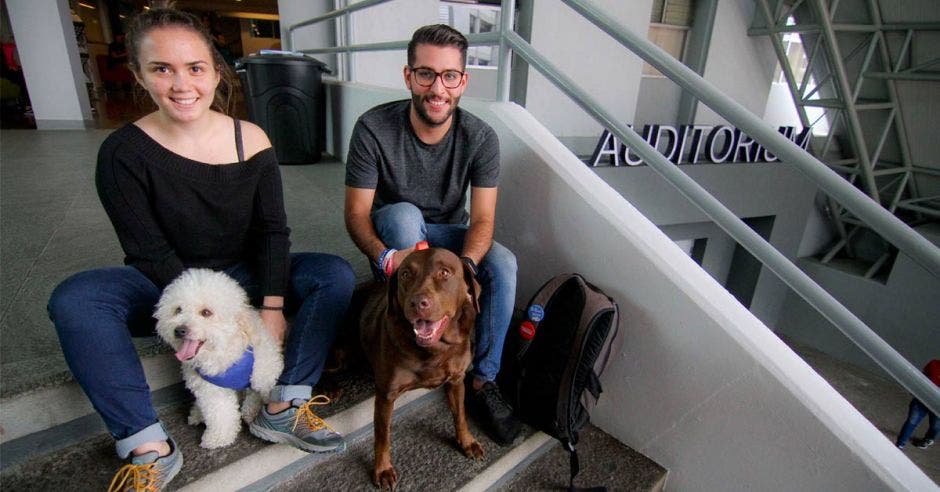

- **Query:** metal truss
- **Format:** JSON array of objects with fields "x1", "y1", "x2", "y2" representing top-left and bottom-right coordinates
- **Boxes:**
[{"x1": 751, "y1": 0, "x2": 940, "y2": 278}]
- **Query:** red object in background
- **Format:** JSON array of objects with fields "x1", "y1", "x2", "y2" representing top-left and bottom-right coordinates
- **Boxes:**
[{"x1": 415, "y1": 240, "x2": 429, "y2": 251}]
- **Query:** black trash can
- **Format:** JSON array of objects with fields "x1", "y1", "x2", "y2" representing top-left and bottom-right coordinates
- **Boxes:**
[{"x1": 236, "y1": 53, "x2": 330, "y2": 164}]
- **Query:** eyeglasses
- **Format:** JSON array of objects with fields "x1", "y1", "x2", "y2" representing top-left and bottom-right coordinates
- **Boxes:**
[{"x1": 409, "y1": 67, "x2": 465, "y2": 89}]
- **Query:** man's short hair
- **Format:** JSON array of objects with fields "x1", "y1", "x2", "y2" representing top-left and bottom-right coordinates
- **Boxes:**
[{"x1": 407, "y1": 24, "x2": 469, "y2": 68}]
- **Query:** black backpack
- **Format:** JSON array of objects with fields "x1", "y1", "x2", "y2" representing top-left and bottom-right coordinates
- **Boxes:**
[{"x1": 500, "y1": 273, "x2": 619, "y2": 491}]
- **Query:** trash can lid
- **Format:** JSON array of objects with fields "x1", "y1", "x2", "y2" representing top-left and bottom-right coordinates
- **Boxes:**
[{"x1": 236, "y1": 51, "x2": 330, "y2": 71}]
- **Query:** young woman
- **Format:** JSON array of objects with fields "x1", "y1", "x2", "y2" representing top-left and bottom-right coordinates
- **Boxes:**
[{"x1": 48, "y1": 8, "x2": 353, "y2": 491}]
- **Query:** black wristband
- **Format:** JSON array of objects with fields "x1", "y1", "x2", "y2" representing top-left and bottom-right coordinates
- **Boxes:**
[
  {"x1": 460, "y1": 256, "x2": 478, "y2": 277},
  {"x1": 259, "y1": 305, "x2": 284, "y2": 311}
]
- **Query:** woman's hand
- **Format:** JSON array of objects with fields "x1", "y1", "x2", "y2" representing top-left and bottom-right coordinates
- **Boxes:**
[
  {"x1": 260, "y1": 309, "x2": 287, "y2": 346},
  {"x1": 260, "y1": 296, "x2": 287, "y2": 345}
]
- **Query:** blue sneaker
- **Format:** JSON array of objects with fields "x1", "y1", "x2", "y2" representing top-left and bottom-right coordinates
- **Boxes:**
[
  {"x1": 107, "y1": 438, "x2": 182, "y2": 492},
  {"x1": 249, "y1": 395, "x2": 346, "y2": 452}
]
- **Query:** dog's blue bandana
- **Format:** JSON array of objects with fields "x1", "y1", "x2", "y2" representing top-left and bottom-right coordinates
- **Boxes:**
[{"x1": 197, "y1": 348, "x2": 254, "y2": 390}]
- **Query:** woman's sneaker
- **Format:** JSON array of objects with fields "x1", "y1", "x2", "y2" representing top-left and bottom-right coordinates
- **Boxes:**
[
  {"x1": 912, "y1": 438, "x2": 934, "y2": 449},
  {"x1": 249, "y1": 395, "x2": 346, "y2": 452},
  {"x1": 108, "y1": 438, "x2": 182, "y2": 492}
]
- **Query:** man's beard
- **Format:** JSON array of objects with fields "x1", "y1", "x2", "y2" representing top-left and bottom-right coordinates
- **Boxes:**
[{"x1": 411, "y1": 91, "x2": 460, "y2": 127}]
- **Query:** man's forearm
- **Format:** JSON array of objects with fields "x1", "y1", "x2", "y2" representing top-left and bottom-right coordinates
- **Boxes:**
[
  {"x1": 461, "y1": 218, "x2": 493, "y2": 264},
  {"x1": 345, "y1": 212, "x2": 387, "y2": 262}
]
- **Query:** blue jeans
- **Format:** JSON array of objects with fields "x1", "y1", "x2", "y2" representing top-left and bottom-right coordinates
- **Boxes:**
[
  {"x1": 896, "y1": 398, "x2": 939, "y2": 446},
  {"x1": 48, "y1": 253, "x2": 354, "y2": 458},
  {"x1": 371, "y1": 202, "x2": 517, "y2": 382}
]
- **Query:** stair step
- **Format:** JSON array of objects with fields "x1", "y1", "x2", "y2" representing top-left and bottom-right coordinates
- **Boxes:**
[
  {"x1": 0, "y1": 369, "x2": 379, "y2": 491},
  {"x1": 273, "y1": 390, "x2": 535, "y2": 491},
  {"x1": 496, "y1": 425, "x2": 668, "y2": 491},
  {"x1": 1, "y1": 367, "x2": 667, "y2": 491}
]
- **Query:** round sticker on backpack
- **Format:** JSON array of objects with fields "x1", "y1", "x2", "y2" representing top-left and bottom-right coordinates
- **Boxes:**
[{"x1": 528, "y1": 304, "x2": 544, "y2": 323}]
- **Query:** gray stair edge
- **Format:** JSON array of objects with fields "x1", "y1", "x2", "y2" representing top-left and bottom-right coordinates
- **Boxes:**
[
  {"x1": 0, "y1": 380, "x2": 190, "y2": 471},
  {"x1": 0, "y1": 352, "x2": 181, "y2": 444},
  {"x1": 179, "y1": 388, "x2": 436, "y2": 492},
  {"x1": 462, "y1": 431, "x2": 556, "y2": 492}
]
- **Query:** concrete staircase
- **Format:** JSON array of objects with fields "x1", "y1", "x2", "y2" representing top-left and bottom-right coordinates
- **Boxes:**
[{"x1": 0, "y1": 358, "x2": 667, "y2": 491}]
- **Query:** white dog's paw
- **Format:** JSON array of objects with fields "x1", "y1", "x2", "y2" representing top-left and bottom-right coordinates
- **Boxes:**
[
  {"x1": 188, "y1": 404, "x2": 205, "y2": 426},
  {"x1": 200, "y1": 425, "x2": 240, "y2": 449},
  {"x1": 241, "y1": 392, "x2": 263, "y2": 424}
]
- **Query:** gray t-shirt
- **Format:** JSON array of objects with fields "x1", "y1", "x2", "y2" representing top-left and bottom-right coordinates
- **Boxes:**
[{"x1": 345, "y1": 100, "x2": 499, "y2": 224}]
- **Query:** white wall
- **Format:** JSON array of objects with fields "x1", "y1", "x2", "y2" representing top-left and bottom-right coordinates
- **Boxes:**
[
  {"x1": 694, "y1": 0, "x2": 777, "y2": 125},
  {"x1": 6, "y1": 0, "x2": 92, "y2": 129},
  {"x1": 279, "y1": 0, "x2": 437, "y2": 89},
  {"x1": 777, "y1": 223, "x2": 940, "y2": 377},
  {"x1": 485, "y1": 102, "x2": 931, "y2": 492},
  {"x1": 524, "y1": 0, "x2": 652, "y2": 149},
  {"x1": 277, "y1": 1, "x2": 337, "y2": 70}
]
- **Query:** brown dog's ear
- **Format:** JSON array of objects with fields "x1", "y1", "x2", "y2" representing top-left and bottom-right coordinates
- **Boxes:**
[
  {"x1": 463, "y1": 263, "x2": 482, "y2": 314},
  {"x1": 386, "y1": 270, "x2": 401, "y2": 318}
]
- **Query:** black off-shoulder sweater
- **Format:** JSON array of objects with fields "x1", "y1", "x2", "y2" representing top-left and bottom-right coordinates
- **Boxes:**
[{"x1": 95, "y1": 123, "x2": 291, "y2": 296}]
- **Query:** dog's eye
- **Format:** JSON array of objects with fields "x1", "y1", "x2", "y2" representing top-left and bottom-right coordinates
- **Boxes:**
[
  {"x1": 399, "y1": 269, "x2": 411, "y2": 281},
  {"x1": 439, "y1": 269, "x2": 452, "y2": 280},
  {"x1": 174, "y1": 306, "x2": 182, "y2": 315},
  {"x1": 200, "y1": 308, "x2": 213, "y2": 317}
]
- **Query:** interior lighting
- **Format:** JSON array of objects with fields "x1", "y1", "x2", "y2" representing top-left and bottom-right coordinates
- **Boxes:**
[{"x1": 78, "y1": 2, "x2": 96, "y2": 9}]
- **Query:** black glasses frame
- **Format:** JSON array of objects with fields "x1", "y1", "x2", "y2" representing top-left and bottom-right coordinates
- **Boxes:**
[{"x1": 408, "y1": 66, "x2": 466, "y2": 89}]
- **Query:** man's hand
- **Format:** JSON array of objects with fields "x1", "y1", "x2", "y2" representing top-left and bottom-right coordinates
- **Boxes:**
[{"x1": 389, "y1": 246, "x2": 416, "y2": 274}]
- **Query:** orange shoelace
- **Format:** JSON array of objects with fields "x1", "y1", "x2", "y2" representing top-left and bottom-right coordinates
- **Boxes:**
[
  {"x1": 107, "y1": 462, "x2": 159, "y2": 492},
  {"x1": 291, "y1": 394, "x2": 336, "y2": 433}
]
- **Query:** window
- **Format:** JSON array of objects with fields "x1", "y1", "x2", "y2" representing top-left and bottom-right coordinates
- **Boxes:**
[
  {"x1": 441, "y1": 1, "x2": 501, "y2": 68},
  {"x1": 644, "y1": 0, "x2": 695, "y2": 77},
  {"x1": 249, "y1": 19, "x2": 279, "y2": 39}
]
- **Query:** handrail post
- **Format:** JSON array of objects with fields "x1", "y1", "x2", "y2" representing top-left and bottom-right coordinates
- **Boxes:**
[{"x1": 496, "y1": 0, "x2": 515, "y2": 102}]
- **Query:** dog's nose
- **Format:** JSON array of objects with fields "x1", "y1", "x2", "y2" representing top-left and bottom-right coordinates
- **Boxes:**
[
  {"x1": 411, "y1": 296, "x2": 432, "y2": 311},
  {"x1": 174, "y1": 326, "x2": 188, "y2": 338}
]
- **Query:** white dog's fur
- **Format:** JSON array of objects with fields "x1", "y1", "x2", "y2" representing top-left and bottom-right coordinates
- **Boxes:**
[{"x1": 154, "y1": 268, "x2": 283, "y2": 449}]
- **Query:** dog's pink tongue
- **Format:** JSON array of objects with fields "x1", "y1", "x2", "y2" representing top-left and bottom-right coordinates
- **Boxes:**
[
  {"x1": 414, "y1": 319, "x2": 440, "y2": 337},
  {"x1": 175, "y1": 339, "x2": 201, "y2": 362}
]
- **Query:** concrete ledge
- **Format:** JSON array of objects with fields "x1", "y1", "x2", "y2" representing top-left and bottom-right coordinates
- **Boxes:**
[
  {"x1": 34, "y1": 119, "x2": 94, "y2": 130},
  {"x1": 179, "y1": 388, "x2": 433, "y2": 492},
  {"x1": 0, "y1": 353, "x2": 180, "y2": 443},
  {"x1": 458, "y1": 431, "x2": 554, "y2": 492}
]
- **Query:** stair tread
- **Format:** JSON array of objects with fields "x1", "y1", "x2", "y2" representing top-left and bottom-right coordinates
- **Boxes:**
[
  {"x1": 498, "y1": 425, "x2": 667, "y2": 491},
  {"x1": 0, "y1": 369, "x2": 377, "y2": 491},
  {"x1": 275, "y1": 389, "x2": 523, "y2": 491},
  {"x1": 1, "y1": 369, "x2": 666, "y2": 491}
]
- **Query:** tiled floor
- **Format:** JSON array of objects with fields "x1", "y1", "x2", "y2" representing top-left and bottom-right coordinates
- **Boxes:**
[{"x1": 0, "y1": 128, "x2": 368, "y2": 398}]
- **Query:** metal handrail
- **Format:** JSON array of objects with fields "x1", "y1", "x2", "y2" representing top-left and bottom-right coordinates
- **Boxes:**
[{"x1": 283, "y1": 0, "x2": 940, "y2": 416}]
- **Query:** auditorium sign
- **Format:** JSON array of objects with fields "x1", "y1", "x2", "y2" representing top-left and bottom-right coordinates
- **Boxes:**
[{"x1": 589, "y1": 124, "x2": 810, "y2": 167}]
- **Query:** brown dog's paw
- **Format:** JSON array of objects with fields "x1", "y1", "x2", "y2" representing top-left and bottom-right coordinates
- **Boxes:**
[
  {"x1": 462, "y1": 439, "x2": 485, "y2": 459},
  {"x1": 373, "y1": 465, "x2": 398, "y2": 490}
]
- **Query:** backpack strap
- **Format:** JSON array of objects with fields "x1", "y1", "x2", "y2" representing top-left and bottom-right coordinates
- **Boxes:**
[
  {"x1": 517, "y1": 273, "x2": 582, "y2": 361},
  {"x1": 565, "y1": 439, "x2": 607, "y2": 492}
]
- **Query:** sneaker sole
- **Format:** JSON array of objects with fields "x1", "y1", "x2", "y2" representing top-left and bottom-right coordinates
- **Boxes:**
[
  {"x1": 248, "y1": 423, "x2": 347, "y2": 453},
  {"x1": 161, "y1": 453, "x2": 183, "y2": 489}
]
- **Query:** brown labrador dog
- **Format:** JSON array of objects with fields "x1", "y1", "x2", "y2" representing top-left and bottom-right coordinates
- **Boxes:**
[{"x1": 359, "y1": 248, "x2": 485, "y2": 489}]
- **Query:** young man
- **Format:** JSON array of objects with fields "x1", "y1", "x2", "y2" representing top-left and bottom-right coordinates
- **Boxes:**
[{"x1": 344, "y1": 24, "x2": 521, "y2": 445}]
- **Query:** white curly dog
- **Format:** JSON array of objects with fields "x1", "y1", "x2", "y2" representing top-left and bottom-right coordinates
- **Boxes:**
[{"x1": 155, "y1": 268, "x2": 283, "y2": 449}]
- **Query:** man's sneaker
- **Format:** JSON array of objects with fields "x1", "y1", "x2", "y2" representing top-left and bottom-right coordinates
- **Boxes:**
[
  {"x1": 912, "y1": 438, "x2": 934, "y2": 449},
  {"x1": 469, "y1": 381, "x2": 522, "y2": 445},
  {"x1": 249, "y1": 395, "x2": 346, "y2": 452},
  {"x1": 107, "y1": 438, "x2": 182, "y2": 492}
]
